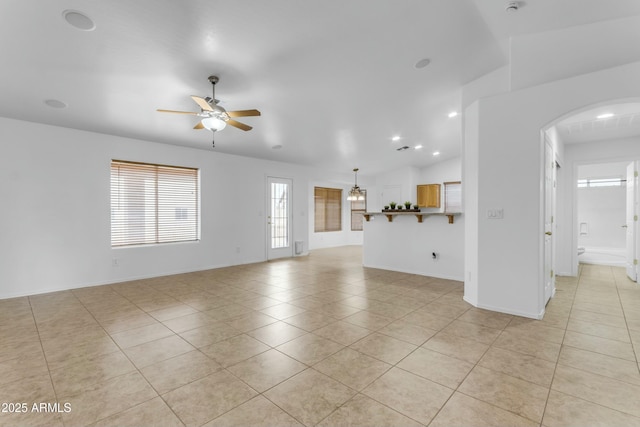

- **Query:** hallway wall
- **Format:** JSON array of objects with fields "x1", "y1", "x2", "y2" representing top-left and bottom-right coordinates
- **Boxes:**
[{"x1": 464, "y1": 60, "x2": 640, "y2": 318}]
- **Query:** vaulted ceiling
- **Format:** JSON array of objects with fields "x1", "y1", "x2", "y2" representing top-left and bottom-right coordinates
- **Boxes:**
[{"x1": 2, "y1": 0, "x2": 640, "y2": 175}]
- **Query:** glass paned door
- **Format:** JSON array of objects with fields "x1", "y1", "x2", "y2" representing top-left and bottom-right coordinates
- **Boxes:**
[{"x1": 267, "y1": 177, "x2": 293, "y2": 259}]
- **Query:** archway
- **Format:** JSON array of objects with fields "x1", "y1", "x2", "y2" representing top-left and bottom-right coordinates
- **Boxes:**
[{"x1": 541, "y1": 100, "x2": 640, "y2": 280}]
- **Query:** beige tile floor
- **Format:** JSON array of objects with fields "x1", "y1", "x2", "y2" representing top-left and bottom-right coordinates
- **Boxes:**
[{"x1": 1, "y1": 246, "x2": 639, "y2": 426}]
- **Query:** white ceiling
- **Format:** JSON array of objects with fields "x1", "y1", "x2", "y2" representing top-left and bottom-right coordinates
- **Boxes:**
[
  {"x1": 556, "y1": 103, "x2": 640, "y2": 145},
  {"x1": 2, "y1": 0, "x2": 640, "y2": 175}
]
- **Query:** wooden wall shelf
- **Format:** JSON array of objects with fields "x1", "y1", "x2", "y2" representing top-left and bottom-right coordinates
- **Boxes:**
[{"x1": 362, "y1": 212, "x2": 461, "y2": 224}]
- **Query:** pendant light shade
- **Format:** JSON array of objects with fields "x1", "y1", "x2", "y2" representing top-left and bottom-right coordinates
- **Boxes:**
[
  {"x1": 201, "y1": 116, "x2": 227, "y2": 131},
  {"x1": 347, "y1": 168, "x2": 366, "y2": 201}
]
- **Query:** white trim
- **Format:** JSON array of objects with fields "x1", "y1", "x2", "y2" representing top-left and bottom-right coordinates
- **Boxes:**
[{"x1": 464, "y1": 296, "x2": 545, "y2": 319}]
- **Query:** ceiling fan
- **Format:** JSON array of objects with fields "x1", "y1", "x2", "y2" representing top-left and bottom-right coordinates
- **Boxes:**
[{"x1": 157, "y1": 75, "x2": 260, "y2": 147}]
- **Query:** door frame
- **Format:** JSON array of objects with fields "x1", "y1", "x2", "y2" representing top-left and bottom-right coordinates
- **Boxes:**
[
  {"x1": 626, "y1": 161, "x2": 638, "y2": 281},
  {"x1": 542, "y1": 137, "x2": 557, "y2": 308},
  {"x1": 266, "y1": 175, "x2": 294, "y2": 260}
]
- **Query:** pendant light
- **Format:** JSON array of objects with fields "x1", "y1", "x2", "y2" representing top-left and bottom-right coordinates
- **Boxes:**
[{"x1": 347, "y1": 168, "x2": 366, "y2": 201}]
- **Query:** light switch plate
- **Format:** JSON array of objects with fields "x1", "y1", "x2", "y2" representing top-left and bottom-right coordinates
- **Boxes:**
[{"x1": 487, "y1": 208, "x2": 504, "y2": 219}]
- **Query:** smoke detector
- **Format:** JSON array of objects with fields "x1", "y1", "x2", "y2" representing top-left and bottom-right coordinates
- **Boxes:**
[{"x1": 505, "y1": 1, "x2": 519, "y2": 13}]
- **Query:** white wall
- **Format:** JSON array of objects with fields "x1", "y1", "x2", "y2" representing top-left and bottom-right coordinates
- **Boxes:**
[
  {"x1": 577, "y1": 187, "x2": 626, "y2": 249},
  {"x1": 464, "y1": 60, "x2": 640, "y2": 319},
  {"x1": 372, "y1": 166, "x2": 420, "y2": 212},
  {"x1": 463, "y1": 102, "x2": 480, "y2": 306},
  {"x1": 362, "y1": 214, "x2": 464, "y2": 281},
  {"x1": 307, "y1": 176, "x2": 373, "y2": 250},
  {"x1": 0, "y1": 117, "x2": 354, "y2": 299},
  {"x1": 363, "y1": 157, "x2": 464, "y2": 280}
]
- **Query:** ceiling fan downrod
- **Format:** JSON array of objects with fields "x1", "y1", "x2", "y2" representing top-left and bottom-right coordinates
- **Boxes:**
[
  {"x1": 209, "y1": 76, "x2": 218, "y2": 149},
  {"x1": 208, "y1": 75, "x2": 218, "y2": 103}
]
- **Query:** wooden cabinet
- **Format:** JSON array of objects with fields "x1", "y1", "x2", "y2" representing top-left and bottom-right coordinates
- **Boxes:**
[{"x1": 417, "y1": 184, "x2": 441, "y2": 208}]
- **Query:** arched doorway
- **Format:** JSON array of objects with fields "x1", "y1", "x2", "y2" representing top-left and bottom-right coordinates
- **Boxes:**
[{"x1": 542, "y1": 100, "x2": 640, "y2": 282}]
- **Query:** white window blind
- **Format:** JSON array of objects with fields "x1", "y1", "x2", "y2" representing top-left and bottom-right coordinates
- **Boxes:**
[
  {"x1": 111, "y1": 160, "x2": 199, "y2": 247},
  {"x1": 444, "y1": 181, "x2": 462, "y2": 212}
]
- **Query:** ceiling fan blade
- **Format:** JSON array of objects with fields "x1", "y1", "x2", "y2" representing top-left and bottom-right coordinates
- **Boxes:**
[
  {"x1": 157, "y1": 109, "x2": 199, "y2": 115},
  {"x1": 227, "y1": 109, "x2": 261, "y2": 118},
  {"x1": 194, "y1": 121, "x2": 205, "y2": 130},
  {"x1": 191, "y1": 96, "x2": 213, "y2": 111},
  {"x1": 226, "y1": 119, "x2": 252, "y2": 131}
]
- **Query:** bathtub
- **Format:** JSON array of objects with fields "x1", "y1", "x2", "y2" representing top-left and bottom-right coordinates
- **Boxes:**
[{"x1": 578, "y1": 246, "x2": 626, "y2": 266}]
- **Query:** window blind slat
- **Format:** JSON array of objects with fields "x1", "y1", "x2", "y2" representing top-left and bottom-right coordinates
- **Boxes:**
[
  {"x1": 444, "y1": 181, "x2": 462, "y2": 213},
  {"x1": 314, "y1": 187, "x2": 342, "y2": 232},
  {"x1": 111, "y1": 160, "x2": 199, "y2": 247},
  {"x1": 350, "y1": 190, "x2": 366, "y2": 231}
]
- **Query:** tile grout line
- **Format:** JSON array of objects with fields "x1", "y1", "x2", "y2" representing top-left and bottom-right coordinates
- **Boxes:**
[
  {"x1": 538, "y1": 269, "x2": 579, "y2": 427},
  {"x1": 26, "y1": 294, "x2": 66, "y2": 427},
  {"x1": 611, "y1": 267, "x2": 640, "y2": 374},
  {"x1": 69, "y1": 287, "x2": 188, "y2": 427}
]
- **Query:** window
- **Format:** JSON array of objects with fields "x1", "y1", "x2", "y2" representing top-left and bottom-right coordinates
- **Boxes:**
[
  {"x1": 314, "y1": 187, "x2": 342, "y2": 232},
  {"x1": 350, "y1": 190, "x2": 366, "y2": 231},
  {"x1": 577, "y1": 177, "x2": 625, "y2": 188},
  {"x1": 444, "y1": 181, "x2": 462, "y2": 212},
  {"x1": 111, "y1": 160, "x2": 199, "y2": 247}
]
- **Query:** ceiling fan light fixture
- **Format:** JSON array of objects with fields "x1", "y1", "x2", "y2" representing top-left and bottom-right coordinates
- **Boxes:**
[{"x1": 201, "y1": 116, "x2": 227, "y2": 131}]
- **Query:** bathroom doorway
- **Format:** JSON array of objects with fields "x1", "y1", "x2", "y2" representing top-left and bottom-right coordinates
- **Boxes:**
[{"x1": 576, "y1": 162, "x2": 629, "y2": 267}]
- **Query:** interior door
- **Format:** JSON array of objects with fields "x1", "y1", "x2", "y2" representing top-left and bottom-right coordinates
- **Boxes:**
[
  {"x1": 267, "y1": 177, "x2": 293, "y2": 260},
  {"x1": 543, "y1": 140, "x2": 555, "y2": 305},
  {"x1": 625, "y1": 162, "x2": 638, "y2": 281}
]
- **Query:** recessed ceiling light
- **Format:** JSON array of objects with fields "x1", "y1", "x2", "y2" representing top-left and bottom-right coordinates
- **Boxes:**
[
  {"x1": 44, "y1": 99, "x2": 67, "y2": 109},
  {"x1": 596, "y1": 113, "x2": 614, "y2": 119},
  {"x1": 448, "y1": 111, "x2": 458, "y2": 118},
  {"x1": 432, "y1": 151, "x2": 440, "y2": 156},
  {"x1": 272, "y1": 144, "x2": 283, "y2": 150},
  {"x1": 62, "y1": 9, "x2": 96, "y2": 31},
  {"x1": 391, "y1": 136, "x2": 401, "y2": 142},
  {"x1": 414, "y1": 145, "x2": 423, "y2": 150},
  {"x1": 414, "y1": 58, "x2": 431, "y2": 69}
]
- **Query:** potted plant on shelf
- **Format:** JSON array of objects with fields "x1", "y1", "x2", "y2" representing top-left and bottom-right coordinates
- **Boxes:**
[
  {"x1": 383, "y1": 205, "x2": 390, "y2": 211},
  {"x1": 404, "y1": 201, "x2": 412, "y2": 210},
  {"x1": 389, "y1": 202, "x2": 397, "y2": 210},
  {"x1": 413, "y1": 204, "x2": 419, "y2": 211},
  {"x1": 397, "y1": 204, "x2": 403, "y2": 210}
]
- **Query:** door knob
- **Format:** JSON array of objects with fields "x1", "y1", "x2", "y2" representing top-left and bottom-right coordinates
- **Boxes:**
[
  {"x1": 545, "y1": 231, "x2": 552, "y2": 236},
  {"x1": 622, "y1": 225, "x2": 628, "y2": 228}
]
